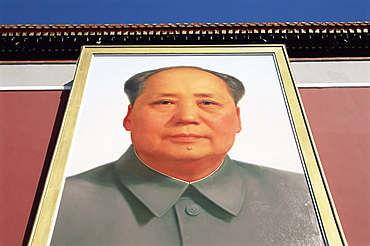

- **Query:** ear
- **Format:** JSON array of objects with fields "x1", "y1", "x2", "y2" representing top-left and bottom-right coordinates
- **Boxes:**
[
  {"x1": 235, "y1": 107, "x2": 242, "y2": 133},
  {"x1": 123, "y1": 105, "x2": 133, "y2": 131}
]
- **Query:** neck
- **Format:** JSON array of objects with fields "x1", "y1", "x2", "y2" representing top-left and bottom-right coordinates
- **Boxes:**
[{"x1": 134, "y1": 151, "x2": 225, "y2": 182}]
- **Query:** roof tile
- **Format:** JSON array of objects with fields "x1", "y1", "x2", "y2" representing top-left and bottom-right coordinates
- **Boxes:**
[{"x1": 0, "y1": 21, "x2": 369, "y2": 33}]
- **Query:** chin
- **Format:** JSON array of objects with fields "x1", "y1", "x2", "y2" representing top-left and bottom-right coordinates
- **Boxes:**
[{"x1": 165, "y1": 148, "x2": 218, "y2": 161}]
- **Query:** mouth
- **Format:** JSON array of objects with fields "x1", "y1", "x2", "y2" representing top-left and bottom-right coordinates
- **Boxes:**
[{"x1": 170, "y1": 133, "x2": 204, "y2": 142}]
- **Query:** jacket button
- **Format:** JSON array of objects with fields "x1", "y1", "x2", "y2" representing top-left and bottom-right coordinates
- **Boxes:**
[{"x1": 186, "y1": 204, "x2": 201, "y2": 216}]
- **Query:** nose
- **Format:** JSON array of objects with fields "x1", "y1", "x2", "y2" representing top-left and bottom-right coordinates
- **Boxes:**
[{"x1": 173, "y1": 103, "x2": 200, "y2": 125}]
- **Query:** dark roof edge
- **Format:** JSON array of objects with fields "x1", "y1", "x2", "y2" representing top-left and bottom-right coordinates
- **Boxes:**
[
  {"x1": 1, "y1": 21, "x2": 369, "y2": 33},
  {"x1": 1, "y1": 57, "x2": 369, "y2": 64}
]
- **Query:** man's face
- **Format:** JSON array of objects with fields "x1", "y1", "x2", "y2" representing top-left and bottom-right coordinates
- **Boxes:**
[{"x1": 124, "y1": 68, "x2": 242, "y2": 164}]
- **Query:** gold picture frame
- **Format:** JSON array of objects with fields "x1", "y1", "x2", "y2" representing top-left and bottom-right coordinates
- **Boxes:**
[{"x1": 29, "y1": 45, "x2": 346, "y2": 245}]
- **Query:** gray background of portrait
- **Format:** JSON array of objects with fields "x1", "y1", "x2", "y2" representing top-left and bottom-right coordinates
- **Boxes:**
[{"x1": 65, "y1": 54, "x2": 303, "y2": 176}]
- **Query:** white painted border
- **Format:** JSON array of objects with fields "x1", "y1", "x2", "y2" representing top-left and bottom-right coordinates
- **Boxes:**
[
  {"x1": 0, "y1": 86, "x2": 72, "y2": 90},
  {"x1": 298, "y1": 83, "x2": 370, "y2": 88},
  {"x1": 1, "y1": 60, "x2": 369, "y2": 90}
]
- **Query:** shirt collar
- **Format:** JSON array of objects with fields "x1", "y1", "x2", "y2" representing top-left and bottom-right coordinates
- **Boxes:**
[{"x1": 114, "y1": 145, "x2": 246, "y2": 218}]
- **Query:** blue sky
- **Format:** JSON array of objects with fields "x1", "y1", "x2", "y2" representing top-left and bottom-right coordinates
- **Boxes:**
[{"x1": 0, "y1": 0, "x2": 369, "y2": 25}]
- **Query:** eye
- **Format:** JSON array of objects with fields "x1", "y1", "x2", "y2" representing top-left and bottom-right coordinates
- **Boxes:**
[
  {"x1": 200, "y1": 101, "x2": 216, "y2": 105},
  {"x1": 152, "y1": 100, "x2": 174, "y2": 105}
]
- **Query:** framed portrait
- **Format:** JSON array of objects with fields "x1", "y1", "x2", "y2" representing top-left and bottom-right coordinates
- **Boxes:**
[{"x1": 29, "y1": 45, "x2": 346, "y2": 245}]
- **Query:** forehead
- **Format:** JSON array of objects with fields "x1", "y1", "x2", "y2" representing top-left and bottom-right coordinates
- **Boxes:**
[{"x1": 145, "y1": 68, "x2": 227, "y2": 88}]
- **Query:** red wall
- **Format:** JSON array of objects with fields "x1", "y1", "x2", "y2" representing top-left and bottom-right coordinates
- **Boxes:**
[
  {"x1": 300, "y1": 88, "x2": 370, "y2": 246},
  {"x1": 0, "y1": 88, "x2": 369, "y2": 245},
  {"x1": 0, "y1": 91, "x2": 69, "y2": 246}
]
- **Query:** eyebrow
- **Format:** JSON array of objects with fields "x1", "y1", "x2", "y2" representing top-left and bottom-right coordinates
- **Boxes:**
[
  {"x1": 150, "y1": 93, "x2": 178, "y2": 98},
  {"x1": 152, "y1": 93, "x2": 218, "y2": 97},
  {"x1": 193, "y1": 93, "x2": 217, "y2": 98},
  {"x1": 149, "y1": 93, "x2": 224, "y2": 100}
]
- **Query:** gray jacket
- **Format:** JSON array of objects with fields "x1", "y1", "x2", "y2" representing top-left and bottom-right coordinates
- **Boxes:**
[{"x1": 51, "y1": 145, "x2": 324, "y2": 245}]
